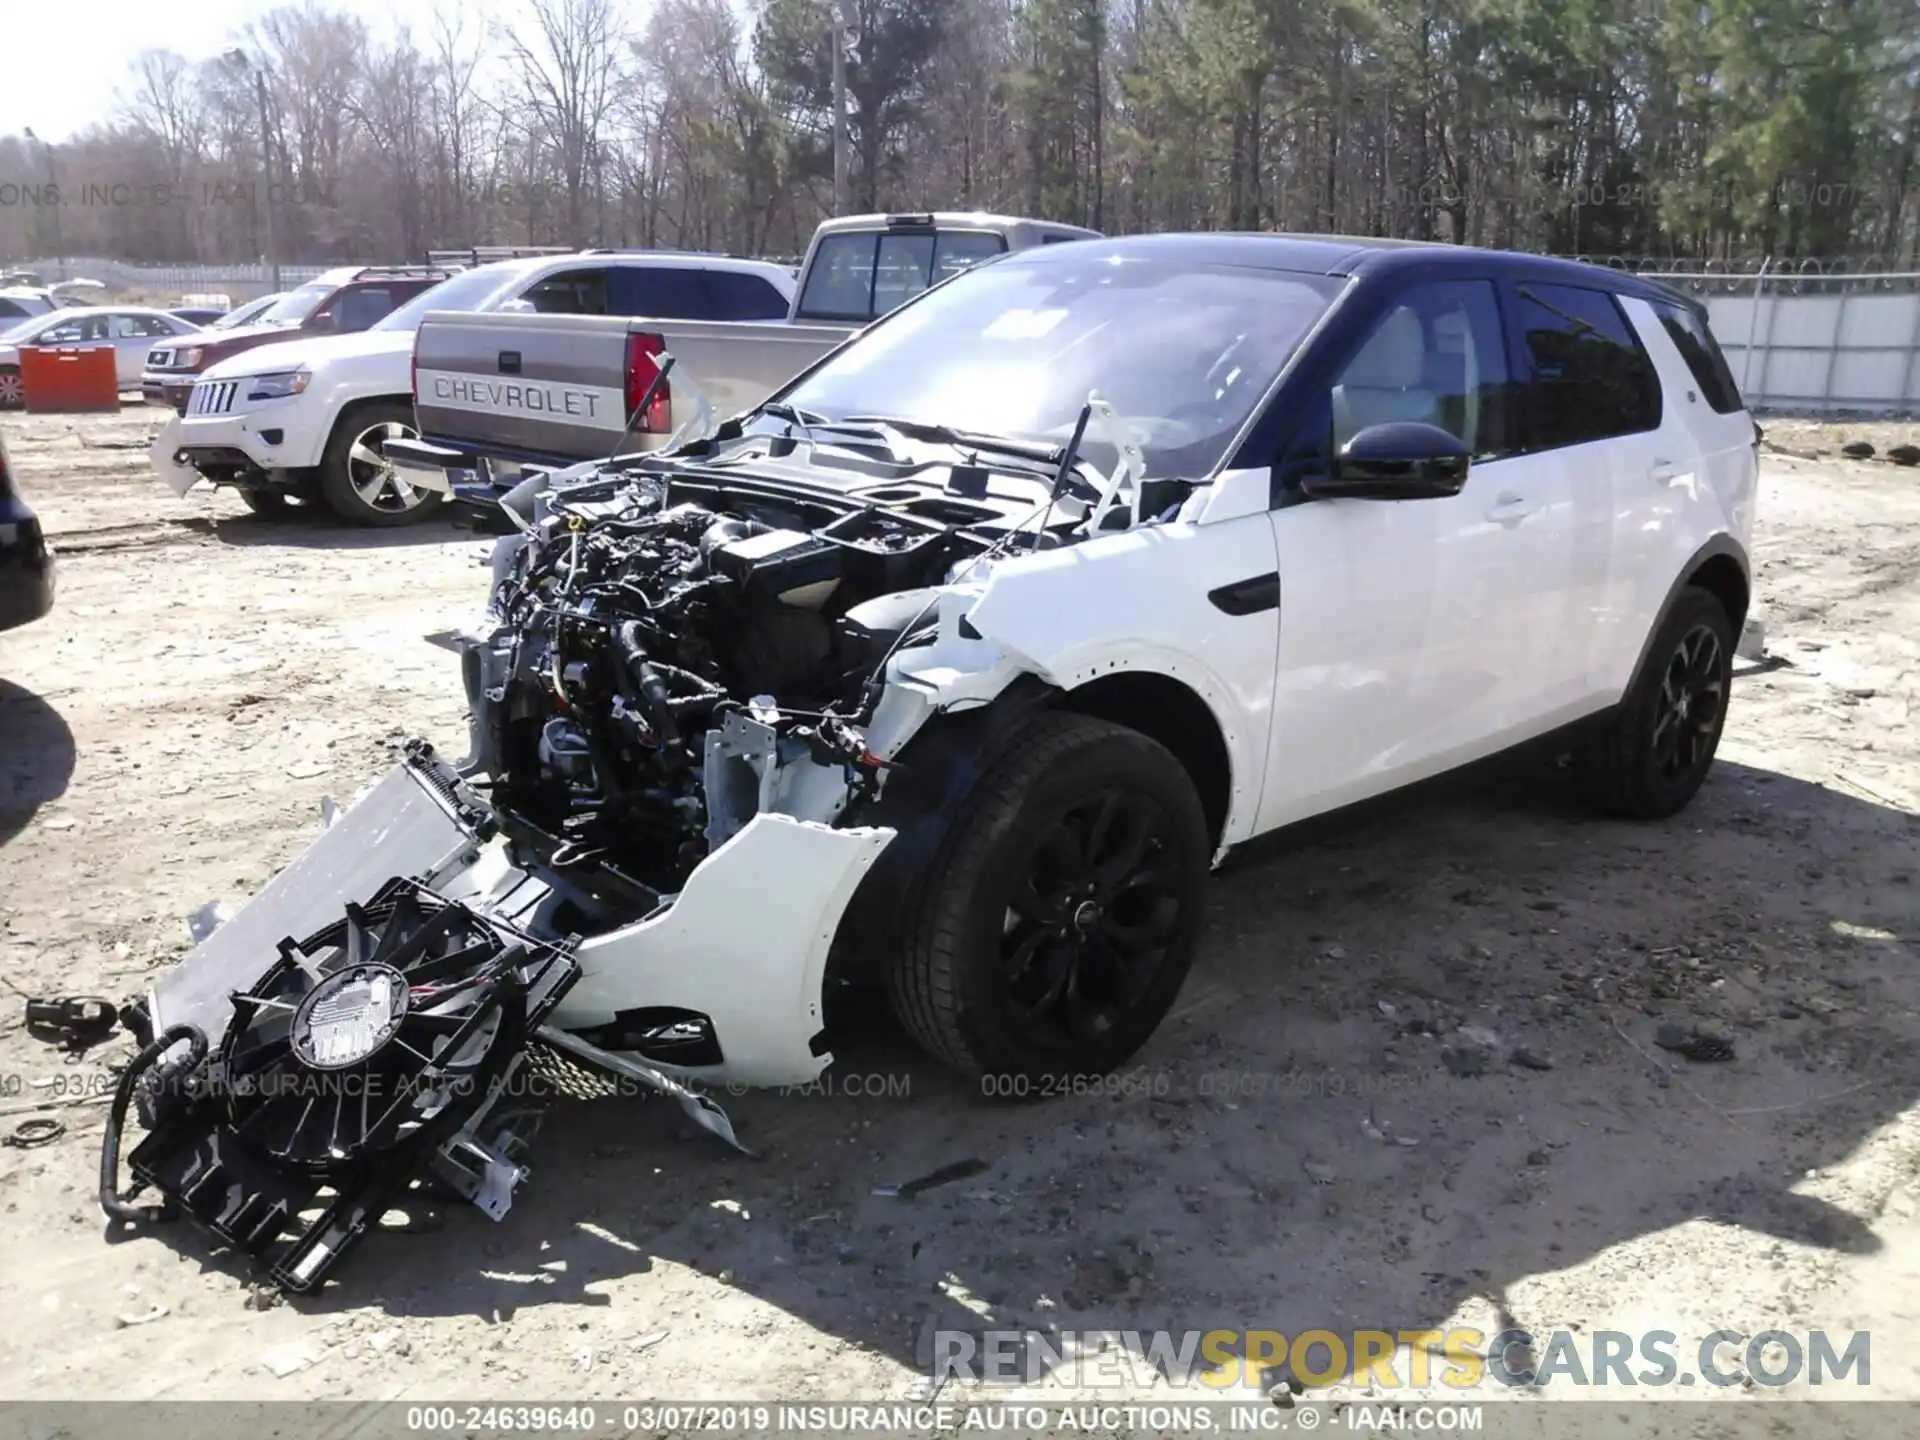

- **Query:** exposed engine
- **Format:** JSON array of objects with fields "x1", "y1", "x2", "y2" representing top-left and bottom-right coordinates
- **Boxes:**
[{"x1": 460, "y1": 467, "x2": 1003, "y2": 896}]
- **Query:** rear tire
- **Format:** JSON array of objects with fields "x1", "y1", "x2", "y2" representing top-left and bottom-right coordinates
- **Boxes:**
[
  {"x1": 1573, "y1": 585, "x2": 1735, "y2": 819},
  {"x1": 317, "y1": 402, "x2": 441, "y2": 527},
  {"x1": 0, "y1": 366, "x2": 21, "y2": 409},
  {"x1": 888, "y1": 712, "x2": 1210, "y2": 1086}
]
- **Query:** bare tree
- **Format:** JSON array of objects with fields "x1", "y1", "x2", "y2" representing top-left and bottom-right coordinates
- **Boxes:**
[{"x1": 507, "y1": 0, "x2": 627, "y2": 246}]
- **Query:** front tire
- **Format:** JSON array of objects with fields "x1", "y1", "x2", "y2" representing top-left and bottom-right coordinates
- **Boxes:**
[
  {"x1": 317, "y1": 402, "x2": 441, "y2": 527},
  {"x1": 1573, "y1": 585, "x2": 1735, "y2": 819},
  {"x1": 889, "y1": 712, "x2": 1210, "y2": 1085},
  {"x1": 0, "y1": 366, "x2": 21, "y2": 409}
]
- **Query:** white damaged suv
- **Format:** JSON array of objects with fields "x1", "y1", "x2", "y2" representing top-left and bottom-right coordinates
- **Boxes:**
[{"x1": 122, "y1": 235, "x2": 1757, "y2": 1289}]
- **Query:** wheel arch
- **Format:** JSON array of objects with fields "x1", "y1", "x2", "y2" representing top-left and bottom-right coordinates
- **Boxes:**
[
  {"x1": 828, "y1": 666, "x2": 1234, "y2": 988},
  {"x1": 1055, "y1": 670, "x2": 1232, "y2": 848},
  {"x1": 1623, "y1": 534, "x2": 1750, "y2": 698},
  {"x1": 323, "y1": 392, "x2": 417, "y2": 457}
]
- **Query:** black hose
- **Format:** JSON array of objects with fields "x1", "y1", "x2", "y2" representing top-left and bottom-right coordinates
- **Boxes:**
[
  {"x1": 100, "y1": 1024, "x2": 206, "y2": 1226},
  {"x1": 615, "y1": 621, "x2": 684, "y2": 745}
]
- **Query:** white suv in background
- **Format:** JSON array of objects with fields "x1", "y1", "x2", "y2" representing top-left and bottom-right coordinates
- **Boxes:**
[{"x1": 149, "y1": 253, "x2": 796, "y2": 526}]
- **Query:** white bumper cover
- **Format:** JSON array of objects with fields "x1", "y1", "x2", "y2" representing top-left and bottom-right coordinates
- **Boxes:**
[{"x1": 149, "y1": 759, "x2": 895, "y2": 1095}]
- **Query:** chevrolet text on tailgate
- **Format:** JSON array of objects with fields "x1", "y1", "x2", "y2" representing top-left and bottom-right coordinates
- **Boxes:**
[{"x1": 393, "y1": 212, "x2": 1101, "y2": 494}]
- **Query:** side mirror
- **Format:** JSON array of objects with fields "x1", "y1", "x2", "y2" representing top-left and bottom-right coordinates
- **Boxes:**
[
  {"x1": 1305, "y1": 421, "x2": 1470, "y2": 501},
  {"x1": 496, "y1": 298, "x2": 537, "y2": 314}
]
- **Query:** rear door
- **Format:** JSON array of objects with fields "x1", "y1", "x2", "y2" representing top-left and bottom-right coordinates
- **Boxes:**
[{"x1": 1503, "y1": 281, "x2": 1667, "y2": 702}]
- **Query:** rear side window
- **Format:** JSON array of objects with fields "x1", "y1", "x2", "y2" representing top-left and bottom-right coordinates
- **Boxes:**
[
  {"x1": 606, "y1": 267, "x2": 721, "y2": 320},
  {"x1": 1513, "y1": 282, "x2": 1662, "y2": 449},
  {"x1": 702, "y1": 271, "x2": 790, "y2": 320},
  {"x1": 796, "y1": 230, "x2": 1007, "y2": 322},
  {"x1": 1650, "y1": 298, "x2": 1745, "y2": 414}
]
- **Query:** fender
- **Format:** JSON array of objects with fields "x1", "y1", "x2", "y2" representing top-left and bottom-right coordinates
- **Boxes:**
[{"x1": 1620, "y1": 532, "x2": 1751, "y2": 701}]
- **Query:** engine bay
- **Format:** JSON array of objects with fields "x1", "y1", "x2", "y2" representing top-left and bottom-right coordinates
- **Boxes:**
[{"x1": 459, "y1": 442, "x2": 1168, "y2": 902}]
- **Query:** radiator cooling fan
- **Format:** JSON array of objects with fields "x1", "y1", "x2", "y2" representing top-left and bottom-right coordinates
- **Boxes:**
[{"x1": 122, "y1": 878, "x2": 577, "y2": 1293}]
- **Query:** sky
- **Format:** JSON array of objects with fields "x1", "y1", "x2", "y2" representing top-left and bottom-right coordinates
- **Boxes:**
[{"x1": 0, "y1": 0, "x2": 512, "y2": 143}]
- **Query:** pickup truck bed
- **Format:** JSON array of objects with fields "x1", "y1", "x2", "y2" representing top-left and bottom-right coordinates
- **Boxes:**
[
  {"x1": 397, "y1": 213, "x2": 1102, "y2": 490},
  {"x1": 412, "y1": 310, "x2": 858, "y2": 465}
]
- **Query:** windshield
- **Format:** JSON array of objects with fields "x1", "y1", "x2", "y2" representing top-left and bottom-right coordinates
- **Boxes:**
[
  {"x1": 1, "y1": 315, "x2": 46, "y2": 344},
  {"x1": 210, "y1": 296, "x2": 275, "y2": 330},
  {"x1": 373, "y1": 265, "x2": 526, "y2": 332},
  {"x1": 779, "y1": 252, "x2": 1344, "y2": 477},
  {"x1": 256, "y1": 282, "x2": 334, "y2": 326}
]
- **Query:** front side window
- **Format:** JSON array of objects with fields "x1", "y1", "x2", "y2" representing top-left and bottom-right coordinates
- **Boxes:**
[
  {"x1": 37, "y1": 314, "x2": 107, "y2": 344},
  {"x1": 523, "y1": 268, "x2": 608, "y2": 315},
  {"x1": 782, "y1": 252, "x2": 1342, "y2": 477},
  {"x1": 1329, "y1": 280, "x2": 1513, "y2": 460},
  {"x1": 1513, "y1": 282, "x2": 1662, "y2": 449}
]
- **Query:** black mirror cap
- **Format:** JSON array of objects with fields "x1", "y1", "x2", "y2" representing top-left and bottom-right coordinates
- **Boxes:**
[{"x1": 1308, "y1": 421, "x2": 1471, "y2": 501}]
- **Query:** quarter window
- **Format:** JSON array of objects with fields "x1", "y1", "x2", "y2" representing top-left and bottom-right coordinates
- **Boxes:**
[
  {"x1": 1329, "y1": 280, "x2": 1513, "y2": 460},
  {"x1": 702, "y1": 270, "x2": 790, "y2": 320},
  {"x1": 1513, "y1": 282, "x2": 1661, "y2": 448},
  {"x1": 1650, "y1": 298, "x2": 1745, "y2": 414}
]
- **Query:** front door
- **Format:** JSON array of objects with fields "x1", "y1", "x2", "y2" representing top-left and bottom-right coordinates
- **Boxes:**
[{"x1": 1256, "y1": 277, "x2": 1572, "y2": 830}]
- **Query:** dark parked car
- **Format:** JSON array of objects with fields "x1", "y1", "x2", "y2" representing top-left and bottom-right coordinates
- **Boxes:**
[
  {"x1": 0, "y1": 429, "x2": 53, "y2": 633},
  {"x1": 169, "y1": 307, "x2": 228, "y2": 327}
]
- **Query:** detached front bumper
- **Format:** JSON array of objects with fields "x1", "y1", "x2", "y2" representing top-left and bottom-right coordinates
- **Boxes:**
[
  {"x1": 148, "y1": 748, "x2": 895, "y2": 1091},
  {"x1": 147, "y1": 410, "x2": 295, "y2": 495}
]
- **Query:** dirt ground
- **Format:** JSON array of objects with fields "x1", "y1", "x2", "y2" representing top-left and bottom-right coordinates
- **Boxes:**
[{"x1": 1, "y1": 405, "x2": 1917, "y2": 1417}]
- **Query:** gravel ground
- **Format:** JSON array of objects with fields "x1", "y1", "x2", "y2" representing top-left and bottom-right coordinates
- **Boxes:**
[{"x1": 0, "y1": 406, "x2": 1917, "y2": 1418}]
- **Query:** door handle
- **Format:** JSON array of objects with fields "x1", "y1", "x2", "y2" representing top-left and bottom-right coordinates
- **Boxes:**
[
  {"x1": 1650, "y1": 458, "x2": 1681, "y2": 483},
  {"x1": 1485, "y1": 493, "x2": 1536, "y2": 525}
]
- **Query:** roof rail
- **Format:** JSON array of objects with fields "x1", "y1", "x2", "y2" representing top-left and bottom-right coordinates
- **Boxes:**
[
  {"x1": 351, "y1": 264, "x2": 457, "y2": 281},
  {"x1": 425, "y1": 245, "x2": 577, "y2": 268}
]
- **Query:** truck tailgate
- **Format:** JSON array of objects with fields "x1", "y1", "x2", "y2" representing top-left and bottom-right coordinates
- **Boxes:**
[{"x1": 412, "y1": 310, "x2": 856, "y2": 464}]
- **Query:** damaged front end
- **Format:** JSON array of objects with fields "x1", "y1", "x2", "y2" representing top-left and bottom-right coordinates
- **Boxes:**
[{"x1": 115, "y1": 399, "x2": 1187, "y2": 1290}]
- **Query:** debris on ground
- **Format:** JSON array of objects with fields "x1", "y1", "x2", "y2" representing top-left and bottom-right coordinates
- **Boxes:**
[
  {"x1": 24, "y1": 995, "x2": 118, "y2": 1051},
  {"x1": 114, "y1": 1304, "x2": 170, "y2": 1328},
  {"x1": 872, "y1": 1158, "x2": 991, "y2": 1199},
  {"x1": 185, "y1": 900, "x2": 234, "y2": 945},
  {"x1": 259, "y1": 1343, "x2": 322, "y2": 1379},
  {"x1": 1441, "y1": 1024, "x2": 1502, "y2": 1077},
  {"x1": 1654, "y1": 1023, "x2": 1737, "y2": 1063}
]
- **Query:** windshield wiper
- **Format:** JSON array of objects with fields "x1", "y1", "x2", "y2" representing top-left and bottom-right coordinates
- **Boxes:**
[
  {"x1": 757, "y1": 401, "x2": 827, "y2": 437},
  {"x1": 835, "y1": 415, "x2": 1063, "y2": 466}
]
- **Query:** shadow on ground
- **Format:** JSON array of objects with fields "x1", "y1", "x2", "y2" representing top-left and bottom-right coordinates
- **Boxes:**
[
  {"x1": 185, "y1": 508, "x2": 472, "y2": 552},
  {"x1": 137, "y1": 755, "x2": 1920, "y2": 1389},
  {"x1": 0, "y1": 680, "x2": 75, "y2": 849}
]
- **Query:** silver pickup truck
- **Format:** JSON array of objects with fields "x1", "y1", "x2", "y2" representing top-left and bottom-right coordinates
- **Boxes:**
[{"x1": 393, "y1": 212, "x2": 1099, "y2": 493}]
